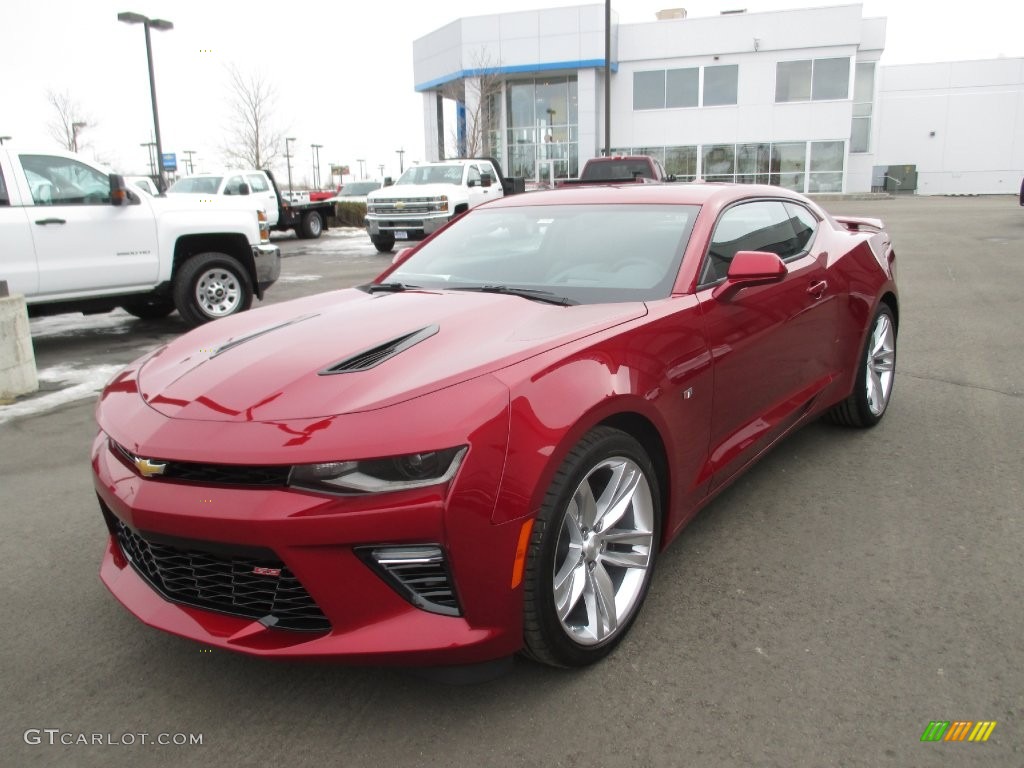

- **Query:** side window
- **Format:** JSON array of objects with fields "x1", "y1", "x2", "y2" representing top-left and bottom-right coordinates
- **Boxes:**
[
  {"x1": 783, "y1": 202, "x2": 818, "y2": 254},
  {"x1": 19, "y1": 154, "x2": 111, "y2": 205},
  {"x1": 0, "y1": 167, "x2": 8, "y2": 205},
  {"x1": 246, "y1": 173, "x2": 269, "y2": 193},
  {"x1": 700, "y1": 201, "x2": 807, "y2": 285},
  {"x1": 467, "y1": 165, "x2": 482, "y2": 187},
  {"x1": 223, "y1": 175, "x2": 246, "y2": 195}
]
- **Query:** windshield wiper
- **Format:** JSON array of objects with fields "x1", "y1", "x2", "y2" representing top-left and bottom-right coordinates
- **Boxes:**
[
  {"x1": 364, "y1": 282, "x2": 421, "y2": 294},
  {"x1": 452, "y1": 285, "x2": 577, "y2": 306}
]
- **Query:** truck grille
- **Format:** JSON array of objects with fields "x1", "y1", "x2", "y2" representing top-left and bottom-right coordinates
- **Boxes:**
[
  {"x1": 369, "y1": 198, "x2": 441, "y2": 215},
  {"x1": 112, "y1": 518, "x2": 330, "y2": 632}
]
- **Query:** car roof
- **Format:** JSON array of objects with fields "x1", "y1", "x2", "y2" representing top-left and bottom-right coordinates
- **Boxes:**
[{"x1": 490, "y1": 182, "x2": 812, "y2": 209}]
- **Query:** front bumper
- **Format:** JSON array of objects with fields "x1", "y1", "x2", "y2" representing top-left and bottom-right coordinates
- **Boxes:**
[
  {"x1": 365, "y1": 212, "x2": 451, "y2": 241},
  {"x1": 252, "y1": 244, "x2": 281, "y2": 296},
  {"x1": 91, "y1": 374, "x2": 525, "y2": 665}
]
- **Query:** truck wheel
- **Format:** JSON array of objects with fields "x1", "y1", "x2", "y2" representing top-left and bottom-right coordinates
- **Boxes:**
[
  {"x1": 299, "y1": 211, "x2": 323, "y2": 239},
  {"x1": 122, "y1": 296, "x2": 175, "y2": 320},
  {"x1": 173, "y1": 252, "x2": 253, "y2": 327},
  {"x1": 371, "y1": 234, "x2": 395, "y2": 253}
]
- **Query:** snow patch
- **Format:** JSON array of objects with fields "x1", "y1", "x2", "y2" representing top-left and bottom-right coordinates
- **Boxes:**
[{"x1": 0, "y1": 364, "x2": 124, "y2": 424}]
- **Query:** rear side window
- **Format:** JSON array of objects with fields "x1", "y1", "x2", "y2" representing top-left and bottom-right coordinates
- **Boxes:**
[
  {"x1": 246, "y1": 173, "x2": 270, "y2": 193},
  {"x1": 18, "y1": 154, "x2": 111, "y2": 205},
  {"x1": 0, "y1": 167, "x2": 8, "y2": 205},
  {"x1": 223, "y1": 175, "x2": 246, "y2": 195},
  {"x1": 700, "y1": 200, "x2": 817, "y2": 285}
]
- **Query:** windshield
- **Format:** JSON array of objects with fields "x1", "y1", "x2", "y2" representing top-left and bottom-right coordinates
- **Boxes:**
[
  {"x1": 340, "y1": 182, "x2": 381, "y2": 196},
  {"x1": 395, "y1": 165, "x2": 465, "y2": 186},
  {"x1": 168, "y1": 177, "x2": 223, "y2": 194},
  {"x1": 388, "y1": 204, "x2": 698, "y2": 304}
]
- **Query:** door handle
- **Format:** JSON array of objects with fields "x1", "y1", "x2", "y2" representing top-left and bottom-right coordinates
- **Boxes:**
[
  {"x1": 35, "y1": 218, "x2": 67, "y2": 225},
  {"x1": 807, "y1": 280, "x2": 828, "y2": 299}
]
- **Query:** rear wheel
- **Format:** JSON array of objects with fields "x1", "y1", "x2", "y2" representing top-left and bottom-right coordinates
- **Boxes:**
[
  {"x1": 172, "y1": 252, "x2": 253, "y2": 327},
  {"x1": 523, "y1": 427, "x2": 660, "y2": 667},
  {"x1": 299, "y1": 211, "x2": 323, "y2": 239},
  {"x1": 828, "y1": 304, "x2": 896, "y2": 427},
  {"x1": 371, "y1": 234, "x2": 395, "y2": 253}
]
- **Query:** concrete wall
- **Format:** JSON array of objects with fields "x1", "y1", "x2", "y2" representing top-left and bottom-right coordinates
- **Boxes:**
[
  {"x1": 875, "y1": 58, "x2": 1024, "y2": 194},
  {"x1": 0, "y1": 295, "x2": 38, "y2": 401}
]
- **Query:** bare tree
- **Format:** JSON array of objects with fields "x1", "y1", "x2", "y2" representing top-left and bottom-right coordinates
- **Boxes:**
[
  {"x1": 47, "y1": 89, "x2": 91, "y2": 152},
  {"x1": 440, "y1": 53, "x2": 502, "y2": 158},
  {"x1": 222, "y1": 66, "x2": 282, "y2": 169}
]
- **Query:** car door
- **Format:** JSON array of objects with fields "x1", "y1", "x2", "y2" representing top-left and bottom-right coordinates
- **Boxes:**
[
  {"x1": 696, "y1": 199, "x2": 837, "y2": 488},
  {"x1": 20, "y1": 154, "x2": 159, "y2": 297},
  {"x1": 246, "y1": 172, "x2": 279, "y2": 225},
  {"x1": 0, "y1": 161, "x2": 39, "y2": 297}
]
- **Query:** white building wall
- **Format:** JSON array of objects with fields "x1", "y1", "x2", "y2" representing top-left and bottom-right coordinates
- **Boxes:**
[{"x1": 875, "y1": 58, "x2": 1024, "y2": 194}]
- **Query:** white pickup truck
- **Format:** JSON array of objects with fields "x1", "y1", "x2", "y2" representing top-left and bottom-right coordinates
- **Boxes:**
[
  {"x1": 0, "y1": 147, "x2": 280, "y2": 327},
  {"x1": 364, "y1": 158, "x2": 522, "y2": 252}
]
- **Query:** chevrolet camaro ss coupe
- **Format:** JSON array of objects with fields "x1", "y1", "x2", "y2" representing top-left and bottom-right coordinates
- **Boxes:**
[{"x1": 93, "y1": 184, "x2": 897, "y2": 668}]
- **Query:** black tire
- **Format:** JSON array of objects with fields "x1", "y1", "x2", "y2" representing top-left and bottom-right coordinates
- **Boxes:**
[
  {"x1": 121, "y1": 296, "x2": 175, "y2": 320},
  {"x1": 522, "y1": 426, "x2": 661, "y2": 668},
  {"x1": 371, "y1": 234, "x2": 395, "y2": 253},
  {"x1": 299, "y1": 211, "x2": 323, "y2": 239},
  {"x1": 172, "y1": 252, "x2": 253, "y2": 327},
  {"x1": 827, "y1": 303, "x2": 897, "y2": 427}
]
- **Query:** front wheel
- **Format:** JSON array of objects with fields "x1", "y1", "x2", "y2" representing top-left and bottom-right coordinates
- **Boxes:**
[
  {"x1": 299, "y1": 211, "x2": 323, "y2": 239},
  {"x1": 172, "y1": 252, "x2": 253, "y2": 327},
  {"x1": 370, "y1": 234, "x2": 395, "y2": 253},
  {"x1": 827, "y1": 303, "x2": 897, "y2": 427},
  {"x1": 523, "y1": 427, "x2": 661, "y2": 667}
]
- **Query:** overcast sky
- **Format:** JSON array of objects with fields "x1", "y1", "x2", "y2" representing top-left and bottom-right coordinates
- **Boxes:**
[{"x1": 3, "y1": 0, "x2": 1021, "y2": 184}]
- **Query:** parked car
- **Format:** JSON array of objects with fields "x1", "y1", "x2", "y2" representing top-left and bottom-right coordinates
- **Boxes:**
[
  {"x1": 168, "y1": 169, "x2": 335, "y2": 239},
  {"x1": 126, "y1": 175, "x2": 159, "y2": 196},
  {"x1": 0, "y1": 147, "x2": 280, "y2": 326},
  {"x1": 333, "y1": 180, "x2": 383, "y2": 203},
  {"x1": 92, "y1": 183, "x2": 897, "y2": 667},
  {"x1": 558, "y1": 155, "x2": 675, "y2": 186}
]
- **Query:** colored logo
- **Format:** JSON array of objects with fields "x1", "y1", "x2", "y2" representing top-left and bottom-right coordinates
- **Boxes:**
[
  {"x1": 921, "y1": 721, "x2": 996, "y2": 743},
  {"x1": 134, "y1": 457, "x2": 167, "y2": 478},
  {"x1": 252, "y1": 567, "x2": 282, "y2": 577}
]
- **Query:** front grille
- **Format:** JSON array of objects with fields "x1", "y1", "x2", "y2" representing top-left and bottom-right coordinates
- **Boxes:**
[
  {"x1": 370, "y1": 199, "x2": 438, "y2": 214},
  {"x1": 113, "y1": 518, "x2": 330, "y2": 632},
  {"x1": 111, "y1": 441, "x2": 290, "y2": 487},
  {"x1": 359, "y1": 545, "x2": 461, "y2": 616}
]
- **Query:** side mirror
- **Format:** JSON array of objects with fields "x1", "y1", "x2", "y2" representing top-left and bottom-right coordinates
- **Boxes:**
[
  {"x1": 384, "y1": 177, "x2": 393, "y2": 187},
  {"x1": 110, "y1": 174, "x2": 129, "y2": 206},
  {"x1": 238, "y1": 183, "x2": 251, "y2": 196},
  {"x1": 712, "y1": 250, "x2": 787, "y2": 300},
  {"x1": 481, "y1": 173, "x2": 493, "y2": 188}
]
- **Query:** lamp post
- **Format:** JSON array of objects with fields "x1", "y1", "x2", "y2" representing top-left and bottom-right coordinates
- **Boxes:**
[
  {"x1": 183, "y1": 150, "x2": 196, "y2": 175},
  {"x1": 0, "y1": 136, "x2": 11, "y2": 145},
  {"x1": 311, "y1": 143, "x2": 323, "y2": 188},
  {"x1": 140, "y1": 141, "x2": 157, "y2": 176},
  {"x1": 72, "y1": 121, "x2": 87, "y2": 153},
  {"x1": 378, "y1": 164, "x2": 385, "y2": 178},
  {"x1": 395, "y1": 147, "x2": 405, "y2": 174},
  {"x1": 357, "y1": 158, "x2": 365, "y2": 180},
  {"x1": 118, "y1": 11, "x2": 173, "y2": 191},
  {"x1": 285, "y1": 137, "x2": 296, "y2": 194}
]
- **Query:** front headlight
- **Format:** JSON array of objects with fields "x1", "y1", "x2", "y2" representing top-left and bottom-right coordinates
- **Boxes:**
[{"x1": 288, "y1": 447, "x2": 467, "y2": 494}]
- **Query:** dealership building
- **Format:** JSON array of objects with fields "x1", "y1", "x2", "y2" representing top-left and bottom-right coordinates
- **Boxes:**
[{"x1": 413, "y1": 3, "x2": 1024, "y2": 195}]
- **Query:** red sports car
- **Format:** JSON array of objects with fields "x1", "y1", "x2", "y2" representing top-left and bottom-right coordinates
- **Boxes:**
[{"x1": 93, "y1": 184, "x2": 897, "y2": 668}]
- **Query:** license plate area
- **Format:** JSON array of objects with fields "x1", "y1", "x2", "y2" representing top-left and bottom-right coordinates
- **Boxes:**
[{"x1": 394, "y1": 231, "x2": 408, "y2": 240}]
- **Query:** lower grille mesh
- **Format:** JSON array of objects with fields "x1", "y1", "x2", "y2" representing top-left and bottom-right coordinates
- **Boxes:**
[{"x1": 113, "y1": 519, "x2": 330, "y2": 632}]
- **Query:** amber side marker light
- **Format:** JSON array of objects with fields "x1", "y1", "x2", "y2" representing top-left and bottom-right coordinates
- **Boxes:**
[{"x1": 510, "y1": 519, "x2": 535, "y2": 588}]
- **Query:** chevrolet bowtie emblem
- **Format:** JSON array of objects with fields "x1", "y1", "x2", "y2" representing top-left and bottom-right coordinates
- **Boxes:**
[
  {"x1": 394, "y1": 201, "x2": 405, "y2": 209},
  {"x1": 134, "y1": 457, "x2": 167, "y2": 478}
]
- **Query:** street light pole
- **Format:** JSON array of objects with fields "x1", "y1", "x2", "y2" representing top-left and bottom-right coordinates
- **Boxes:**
[
  {"x1": 285, "y1": 137, "x2": 296, "y2": 194},
  {"x1": 0, "y1": 136, "x2": 10, "y2": 145},
  {"x1": 183, "y1": 150, "x2": 196, "y2": 175},
  {"x1": 357, "y1": 158, "x2": 365, "y2": 180},
  {"x1": 395, "y1": 147, "x2": 405, "y2": 174},
  {"x1": 118, "y1": 12, "x2": 173, "y2": 191},
  {"x1": 140, "y1": 142, "x2": 156, "y2": 176}
]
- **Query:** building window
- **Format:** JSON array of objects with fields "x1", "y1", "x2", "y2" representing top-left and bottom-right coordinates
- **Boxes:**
[
  {"x1": 634, "y1": 70, "x2": 666, "y2": 110},
  {"x1": 770, "y1": 142, "x2": 806, "y2": 190},
  {"x1": 776, "y1": 57, "x2": 850, "y2": 102},
  {"x1": 850, "y1": 62, "x2": 875, "y2": 153},
  {"x1": 736, "y1": 143, "x2": 771, "y2": 184},
  {"x1": 808, "y1": 140, "x2": 845, "y2": 192},
  {"x1": 506, "y1": 76, "x2": 578, "y2": 180},
  {"x1": 665, "y1": 146, "x2": 698, "y2": 181},
  {"x1": 703, "y1": 144, "x2": 736, "y2": 182},
  {"x1": 667, "y1": 68, "x2": 699, "y2": 108},
  {"x1": 703, "y1": 65, "x2": 738, "y2": 106}
]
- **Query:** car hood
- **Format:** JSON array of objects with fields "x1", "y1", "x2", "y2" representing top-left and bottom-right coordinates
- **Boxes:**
[
  {"x1": 368, "y1": 183, "x2": 461, "y2": 200},
  {"x1": 137, "y1": 289, "x2": 646, "y2": 422}
]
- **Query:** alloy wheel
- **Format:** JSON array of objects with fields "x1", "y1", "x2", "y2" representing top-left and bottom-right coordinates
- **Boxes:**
[{"x1": 865, "y1": 311, "x2": 896, "y2": 416}]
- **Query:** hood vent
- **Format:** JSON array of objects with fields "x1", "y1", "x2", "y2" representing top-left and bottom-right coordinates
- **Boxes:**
[{"x1": 320, "y1": 324, "x2": 439, "y2": 375}]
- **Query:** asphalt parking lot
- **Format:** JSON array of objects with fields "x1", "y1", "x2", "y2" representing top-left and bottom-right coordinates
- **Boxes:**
[{"x1": 1, "y1": 196, "x2": 1022, "y2": 767}]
